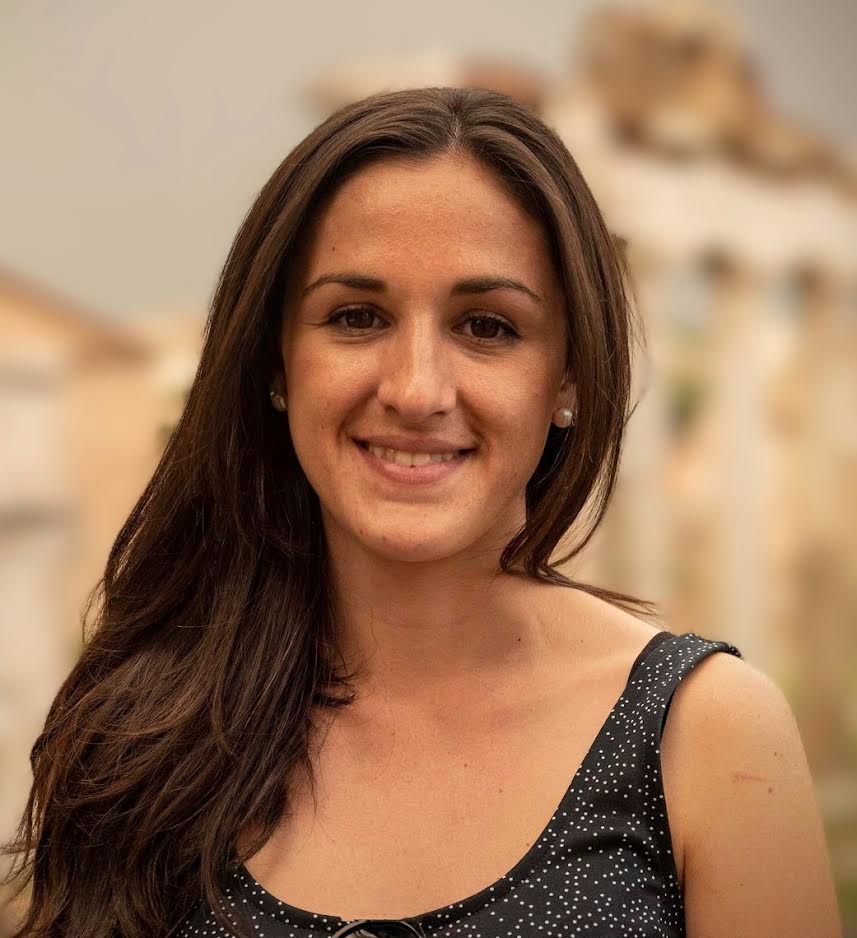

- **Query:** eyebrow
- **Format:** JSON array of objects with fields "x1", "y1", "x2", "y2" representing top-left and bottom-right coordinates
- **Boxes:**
[{"x1": 301, "y1": 272, "x2": 543, "y2": 304}]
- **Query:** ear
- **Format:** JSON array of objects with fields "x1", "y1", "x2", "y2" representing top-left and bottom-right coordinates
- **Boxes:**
[
  {"x1": 269, "y1": 368, "x2": 286, "y2": 396},
  {"x1": 554, "y1": 373, "x2": 577, "y2": 413},
  {"x1": 267, "y1": 332, "x2": 287, "y2": 392}
]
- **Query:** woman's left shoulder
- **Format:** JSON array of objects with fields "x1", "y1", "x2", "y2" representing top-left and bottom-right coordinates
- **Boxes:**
[
  {"x1": 663, "y1": 646, "x2": 843, "y2": 935},
  {"x1": 667, "y1": 642, "x2": 797, "y2": 756},
  {"x1": 663, "y1": 644, "x2": 813, "y2": 835}
]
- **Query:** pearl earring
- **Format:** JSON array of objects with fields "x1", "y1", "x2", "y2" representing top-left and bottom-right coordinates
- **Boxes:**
[
  {"x1": 553, "y1": 407, "x2": 575, "y2": 428},
  {"x1": 269, "y1": 390, "x2": 287, "y2": 412}
]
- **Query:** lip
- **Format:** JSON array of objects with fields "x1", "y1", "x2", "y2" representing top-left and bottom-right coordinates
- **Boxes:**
[
  {"x1": 351, "y1": 434, "x2": 475, "y2": 455},
  {"x1": 352, "y1": 437, "x2": 473, "y2": 486}
]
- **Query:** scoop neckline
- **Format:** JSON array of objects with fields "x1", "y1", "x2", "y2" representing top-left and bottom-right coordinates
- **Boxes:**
[{"x1": 230, "y1": 629, "x2": 678, "y2": 931}]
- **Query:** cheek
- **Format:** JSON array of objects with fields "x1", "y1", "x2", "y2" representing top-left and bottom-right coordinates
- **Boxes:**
[
  {"x1": 285, "y1": 341, "x2": 338, "y2": 410},
  {"x1": 285, "y1": 354, "x2": 362, "y2": 459},
  {"x1": 496, "y1": 378, "x2": 555, "y2": 465},
  {"x1": 496, "y1": 370, "x2": 553, "y2": 428},
  {"x1": 484, "y1": 394, "x2": 550, "y2": 474}
]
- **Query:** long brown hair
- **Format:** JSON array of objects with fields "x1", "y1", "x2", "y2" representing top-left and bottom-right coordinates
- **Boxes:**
[{"x1": 1, "y1": 86, "x2": 658, "y2": 937}]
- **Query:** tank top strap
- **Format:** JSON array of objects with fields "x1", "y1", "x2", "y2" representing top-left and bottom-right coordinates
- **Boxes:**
[
  {"x1": 564, "y1": 630, "x2": 745, "y2": 896},
  {"x1": 623, "y1": 631, "x2": 744, "y2": 743}
]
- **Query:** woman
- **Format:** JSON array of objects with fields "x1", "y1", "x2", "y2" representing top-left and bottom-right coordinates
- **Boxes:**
[{"x1": 2, "y1": 87, "x2": 841, "y2": 938}]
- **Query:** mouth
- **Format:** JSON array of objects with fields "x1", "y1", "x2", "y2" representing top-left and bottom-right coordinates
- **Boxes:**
[
  {"x1": 353, "y1": 439, "x2": 475, "y2": 460},
  {"x1": 350, "y1": 437, "x2": 476, "y2": 485}
]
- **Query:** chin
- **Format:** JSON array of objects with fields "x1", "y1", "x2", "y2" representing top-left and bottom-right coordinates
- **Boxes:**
[
  {"x1": 350, "y1": 514, "x2": 483, "y2": 564},
  {"x1": 364, "y1": 531, "x2": 472, "y2": 564}
]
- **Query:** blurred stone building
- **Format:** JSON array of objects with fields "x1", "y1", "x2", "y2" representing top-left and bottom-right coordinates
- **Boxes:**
[{"x1": 0, "y1": 270, "x2": 202, "y2": 915}]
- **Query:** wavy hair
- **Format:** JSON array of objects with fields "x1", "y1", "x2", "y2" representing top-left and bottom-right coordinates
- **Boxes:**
[{"x1": 1, "y1": 85, "x2": 657, "y2": 937}]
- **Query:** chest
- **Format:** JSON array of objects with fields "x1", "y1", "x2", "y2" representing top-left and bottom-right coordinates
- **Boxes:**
[{"x1": 241, "y1": 663, "x2": 688, "y2": 922}]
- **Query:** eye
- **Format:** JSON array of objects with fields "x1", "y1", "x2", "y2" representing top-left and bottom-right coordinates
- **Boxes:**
[
  {"x1": 459, "y1": 314, "x2": 519, "y2": 343},
  {"x1": 324, "y1": 306, "x2": 519, "y2": 344},
  {"x1": 325, "y1": 305, "x2": 381, "y2": 332}
]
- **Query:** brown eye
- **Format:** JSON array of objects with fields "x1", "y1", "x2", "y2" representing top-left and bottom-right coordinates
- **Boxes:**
[
  {"x1": 461, "y1": 315, "x2": 518, "y2": 343},
  {"x1": 326, "y1": 306, "x2": 380, "y2": 331}
]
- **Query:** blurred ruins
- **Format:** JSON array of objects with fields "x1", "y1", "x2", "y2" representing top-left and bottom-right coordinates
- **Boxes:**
[{"x1": 1, "y1": 0, "x2": 855, "y2": 928}]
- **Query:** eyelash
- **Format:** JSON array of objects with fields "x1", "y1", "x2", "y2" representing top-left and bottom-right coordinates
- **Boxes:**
[{"x1": 324, "y1": 305, "x2": 520, "y2": 344}]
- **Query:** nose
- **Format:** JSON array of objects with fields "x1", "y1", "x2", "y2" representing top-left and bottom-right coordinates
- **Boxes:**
[{"x1": 375, "y1": 316, "x2": 457, "y2": 421}]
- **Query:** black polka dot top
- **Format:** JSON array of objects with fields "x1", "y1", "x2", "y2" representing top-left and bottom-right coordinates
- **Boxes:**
[{"x1": 176, "y1": 631, "x2": 742, "y2": 937}]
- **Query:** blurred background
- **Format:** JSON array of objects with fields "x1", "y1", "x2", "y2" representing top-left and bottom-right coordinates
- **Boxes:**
[{"x1": 1, "y1": 0, "x2": 855, "y2": 931}]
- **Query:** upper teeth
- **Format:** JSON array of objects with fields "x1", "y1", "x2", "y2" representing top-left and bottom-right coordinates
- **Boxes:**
[{"x1": 366, "y1": 444, "x2": 460, "y2": 466}]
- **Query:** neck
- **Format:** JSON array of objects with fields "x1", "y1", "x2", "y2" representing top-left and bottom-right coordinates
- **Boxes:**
[{"x1": 325, "y1": 543, "x2": 567, "y2": 709}]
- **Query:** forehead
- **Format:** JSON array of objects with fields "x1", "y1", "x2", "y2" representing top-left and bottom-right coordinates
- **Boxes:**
[{"x1": 294, "y1": 153, "x2": 558, "y2": 289}]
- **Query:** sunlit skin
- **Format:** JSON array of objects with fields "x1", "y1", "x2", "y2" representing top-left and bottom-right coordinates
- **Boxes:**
[{"x1": 274, "y1": 152, "x2": 578, "y2": 712}]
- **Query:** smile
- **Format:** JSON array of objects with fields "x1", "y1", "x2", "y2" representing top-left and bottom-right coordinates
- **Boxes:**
[
  {"x1": 358, "y1": 442, "x2": 460, "y2": 466},
  {"x1": 351, "y1": 438, "x2": 473, "y2": 485}
]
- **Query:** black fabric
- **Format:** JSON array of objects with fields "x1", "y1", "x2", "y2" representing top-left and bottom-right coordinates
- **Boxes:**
[{"x1": 177, "y1": 631, "x2": 742, "y2": 937}]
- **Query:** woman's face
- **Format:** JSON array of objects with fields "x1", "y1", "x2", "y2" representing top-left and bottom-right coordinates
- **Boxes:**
[{"x1": 277, "y1": 152, "x2": 575, "y2": 566}]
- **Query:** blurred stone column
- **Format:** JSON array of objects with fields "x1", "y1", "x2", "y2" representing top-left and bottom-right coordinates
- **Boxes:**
[
  {"x1": 788, "y1": 267, "x2": 855, "y2": 772},
  {"x1": 605, "y1": 240, "x2": 673, "y2": 611},
  {"x1": 703, "y1": 252, "x2": 773, "y2": 671}
]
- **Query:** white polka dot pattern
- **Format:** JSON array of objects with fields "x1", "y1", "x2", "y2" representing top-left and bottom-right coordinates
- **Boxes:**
[{"x1": 175, "y1": 631, "x2": 742, "y2": 937}]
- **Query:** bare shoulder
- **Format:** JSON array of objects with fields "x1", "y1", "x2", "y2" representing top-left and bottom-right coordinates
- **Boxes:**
[{"x1": 661, "y1": 650, "x2": 843, "y2": 936}]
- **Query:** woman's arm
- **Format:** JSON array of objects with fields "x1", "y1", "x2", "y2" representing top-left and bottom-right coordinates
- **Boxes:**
[{"x1": 666, "y1": 650, "x2": 843, "y2": 937}]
